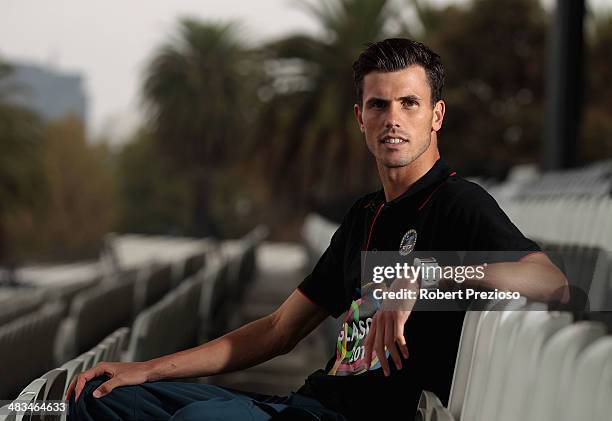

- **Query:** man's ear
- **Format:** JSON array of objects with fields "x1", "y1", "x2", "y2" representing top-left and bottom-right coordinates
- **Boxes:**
[
  {"x1": 432, "y1": 100, "x2": 445, "y2": 132},
  {"x1": 354, "y1": 103, "x2": 365, "y2": 133}
]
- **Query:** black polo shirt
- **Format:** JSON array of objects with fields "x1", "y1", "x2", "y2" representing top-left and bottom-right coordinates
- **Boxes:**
[{"x1": 296, "y1": 158, "x2": 540, "y2": 420}]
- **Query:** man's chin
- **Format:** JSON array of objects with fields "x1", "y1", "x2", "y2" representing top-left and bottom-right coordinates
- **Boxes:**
[{"x1": 381, "y1": 159, "x2": 412, "y2": 169}]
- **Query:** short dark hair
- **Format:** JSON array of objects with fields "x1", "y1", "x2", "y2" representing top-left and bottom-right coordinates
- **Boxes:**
[{"x1": 352, "y1": 38, "x2": 445, "y2": 107}]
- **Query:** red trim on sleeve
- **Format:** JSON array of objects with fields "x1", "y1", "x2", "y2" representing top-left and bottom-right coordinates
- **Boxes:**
[
  {"x1": 297, "y1": 286, "x2": 320, "y2": 307},
  {"x1": 518, "y1": 250, "x2": 547, "y2": 261}
]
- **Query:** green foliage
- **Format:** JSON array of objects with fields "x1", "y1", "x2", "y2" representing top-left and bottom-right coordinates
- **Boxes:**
[
  {"x1": 411, "y1": 0, "x2": 549, "y2": 176},
  {"x1": 142, "y1": 19, "x2": 263, "y2": 235},
  {"x1": 4, "y1": 116, "x2": 119, "y2": 262},
  {"x1": 251, "y1": 0, "x2": 408, "y2": 206},
  {"x1": 117, "y1": 129, "x2": 194, "y2": 235},
  {"x1": 582, "y1": 12, "x2": 612, "y2": 162}
]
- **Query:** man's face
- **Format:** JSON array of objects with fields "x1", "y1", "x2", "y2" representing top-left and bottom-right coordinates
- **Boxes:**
[{"x1": 354, "y1": 65, "x2": 444, "y2": 169}]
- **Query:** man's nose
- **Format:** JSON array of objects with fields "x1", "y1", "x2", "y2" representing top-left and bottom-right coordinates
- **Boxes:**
[{"x1": 384, "y1": 102, "x2": 401, "y2": 128}]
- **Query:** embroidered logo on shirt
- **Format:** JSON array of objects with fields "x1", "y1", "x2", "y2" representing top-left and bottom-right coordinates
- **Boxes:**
[{"x1": 399, "y1": 229, "x2": 417, "y2": 256}]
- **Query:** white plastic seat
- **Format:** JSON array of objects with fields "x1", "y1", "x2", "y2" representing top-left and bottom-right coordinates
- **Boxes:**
[
  {"x1": 477, "y1": 305, "x2": 532, "y2": 421},
  {"x1": 459, "y1": 309, "x2": 503, "y2": 420},
  {"x1": 563, "y1": 337, "x2": 612, "y2": 421},
  {"x1": 126, "y1": 277, "x2": 202, "y2": 361},
  {"x1": 77, "y1": 351, "x2": 97, "y2": 371},
  {"x1": 496, "y1": 311, "x2": 573, "y2": 421},
  {"x1": 60, "y1": 359, "x2": 84, "y2": 395},
  {"x1": 15, "y1": 378, "x2": 46, "y2": 421},
  {"x1": 431, "y1": 406, "x2": 455, "y2": 421},
  {"x1": 593, "y1": 345, "x2": 612, "y2": 420},
  {"x1": 55, "y1": 279, "x2": 135, "y2": 363},
  {"x1": 0, "y1": 303, "x2": 64, "y2": 399},
  {"x1": 525, "y1": 321, "x2": 606, "y2": 421},
  {"x1": 40, "y1": 368, "x2": 68, "y2": 402}
]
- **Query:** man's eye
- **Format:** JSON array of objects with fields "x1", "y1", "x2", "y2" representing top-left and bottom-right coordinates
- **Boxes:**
[
  {"x1": 402, "y1": 99, "x2": 417, "y2": 108},
  {"x1": 371, "y1": 100, "x2": 385, "y2": 109}
]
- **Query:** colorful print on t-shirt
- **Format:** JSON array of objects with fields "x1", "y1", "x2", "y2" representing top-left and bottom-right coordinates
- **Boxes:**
[{"x1": 328, "y1": 294, "x2": 388, "y2": 376}]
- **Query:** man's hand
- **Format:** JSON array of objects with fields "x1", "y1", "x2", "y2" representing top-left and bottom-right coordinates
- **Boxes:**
[
  {"x1": 363, "y1": 309, "x2": 410, "y2": 376},
  {"x1": 65, "y1": 361, "x2": 154, "y2": 401}
]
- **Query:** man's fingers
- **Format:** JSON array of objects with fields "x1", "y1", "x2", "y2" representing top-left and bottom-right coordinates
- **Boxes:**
[
  {"x1": 385, "y1": 317, "x2": 402, "y2": 371},
  {"x1": 92, "y1": 377, "x2": 121, "y2": 398},
  {"x1": 375, "y1": 315, "x2": 389, "y2": 376},
  {"x1": 65, "y1": 377, "x2": 77, "y2": 400},
  {"x1": 364, "y1": 315, "x2": 376, "y2": 369},
  {"x1": 395, "y1": 317, "x2": 409, "y2": 359},
  {"x1": 73, "y1": 364, "x2": 110, "y2": 401}
]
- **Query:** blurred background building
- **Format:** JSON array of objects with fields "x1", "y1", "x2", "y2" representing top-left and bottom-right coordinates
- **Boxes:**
[{"x1": 0, "y1": 62, "x2": 87, "y2": 124}]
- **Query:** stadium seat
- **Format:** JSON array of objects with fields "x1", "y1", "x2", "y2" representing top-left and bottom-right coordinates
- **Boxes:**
[
  {"x1": 495, "y1": 310, "x2": 573, "y2": 421},
  {"x1": 133, "y1": 263, "x2": 172, "y2": 314},
  {"x1": 126, "y1": 276, "x2": 203, "y2": 361},
  {"x1": 563, "y1": 337, "x2": 612, "y2": 421},
  {"x1": 525, "y1": 321, "x2": 606, "y2": 421},
  {"x1": 0, "y1": 303, "x2": 63, "y2": 400},
  {"x1": 40, "y1": 368, "x2": 67, "y2": 402},
  {"x1": 54, "y1": 278, "x2": 135, "y2": 363},
  {"x1": 15, "y1": 378, "x2": 46, "y2": 421}
]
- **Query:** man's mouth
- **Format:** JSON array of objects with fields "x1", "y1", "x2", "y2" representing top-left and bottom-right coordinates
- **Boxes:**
[{"x1": 380, "y1": 137, "x2": 407, "y2": 144}]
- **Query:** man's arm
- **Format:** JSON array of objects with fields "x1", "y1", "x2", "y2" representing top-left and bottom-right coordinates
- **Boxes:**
[
  {"x1": 67, "y1": 289, "x2": 329, "y2": 400},
  {"x1": 463, "y1": 252, "x2": 570, "y2": 303}
]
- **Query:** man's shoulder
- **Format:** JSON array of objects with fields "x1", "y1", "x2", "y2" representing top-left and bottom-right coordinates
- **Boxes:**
[
  {"x1": 347, "y1": 190, "x2": 383, "y2": 213},
  {"x1": 437, "y1": 175, "x2": 499, "y2": 208}
]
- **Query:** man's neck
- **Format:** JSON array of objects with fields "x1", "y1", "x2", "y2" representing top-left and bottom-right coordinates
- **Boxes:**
[{"x1": 378, "y1": 146, "x2": 440, "y2": 203}]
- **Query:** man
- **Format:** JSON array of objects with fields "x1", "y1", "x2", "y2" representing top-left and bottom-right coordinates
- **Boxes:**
[{"x1": 67, "y1": 38, "x2": 568, "y2": 420}]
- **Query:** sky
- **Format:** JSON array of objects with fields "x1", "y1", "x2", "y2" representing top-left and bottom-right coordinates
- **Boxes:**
[{"x1": 0, "y1": 0, "x2": 610, "y2": 146}]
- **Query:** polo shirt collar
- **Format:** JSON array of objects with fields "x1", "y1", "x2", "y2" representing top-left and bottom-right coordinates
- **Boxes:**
[{"x1": 370, "y1": 158, "x2": 453, "y2": 209}]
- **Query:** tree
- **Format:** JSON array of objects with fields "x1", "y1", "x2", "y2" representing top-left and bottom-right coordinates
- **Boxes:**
[
  {"x1": 251, "y1": 0, "x2": 409, "y2": 210},
  {"x1": 117, "y1": 128, "x2": 194, "y2": 235},
  {"x1": 0, "y1": 61, "x2": 46, "y2": 264},
  {"x1": 411, "y1": 0, "x2": 549, "y2": 177},
  {"x1": 143, "y1": 19, "x2": 262, "y2": 236},
  {"x1": 582, "y1": 12, "x2": 612, "y2": 162}
]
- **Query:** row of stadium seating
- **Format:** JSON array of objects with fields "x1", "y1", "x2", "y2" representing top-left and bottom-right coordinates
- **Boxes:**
[
  {"x1": 416, "y1": 300, "x2": 611, "y2": 421},
  {"x1": 0, "y1": 326, "x2": 129, "y2": 421},
  {"x1": 0, "y1": 226, "x2": 268, "y2": 420}
]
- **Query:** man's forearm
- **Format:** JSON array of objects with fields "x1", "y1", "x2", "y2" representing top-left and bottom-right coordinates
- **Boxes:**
[
  {"x1": 467, "y1": 260, "x2": 569, "y2": 303},
  {"x1": 145, "y1": 313, "x2": 290, "y2": 381}
]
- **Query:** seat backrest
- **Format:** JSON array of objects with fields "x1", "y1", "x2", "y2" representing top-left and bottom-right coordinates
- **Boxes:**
[
  {"x1": 135, "y1": 263, "x2": 172, "y2": 312},
  {"x1": 0, "y1": 303, "x2": 63, "y2": 399},
  {"x1": 593, "y1": 346, "x2": 612, "y2": 421},
  {"x1": 563, "y1": 337, "x2": 612, "y2": 421},
  {"x1": 60, "y1": 359, "x2": 84, "y2": 395},
  {"x1": 459, "y1": 310, "x2": 503, "y2": 420},
  {"x1": 525, "y1": 321, "x2": 606, "y2": 421},
  {"x1": 72, "y1": 279, "x2": 135, "y2": 355},
  {"x1": 16, "y1": 378, "x2": 47, "y2": 421},
  {"x1": 447, "y1": 309, "x2": 483, "y2": 418},
  {"x1": 477, "y1": 307, "x2": 529, "y2": 421},
  {"x1": 40, "y1": 368, "x2": 68, "y2": 402},
  {"x1": 182, "y1": 252, "x2": 207, "y2": 281},
  {"x1": 448, "y1": 298, "x2": 525, "y2": 420},
  {"x1": 588, "y1": 250, "x2": 611, "y2": 311},
  {"x1": 497, "y1": 311, "x2": 572, "y2": 421},
  {"x1": 127, "y1": 277, "x2": 202, "y2": 361}
]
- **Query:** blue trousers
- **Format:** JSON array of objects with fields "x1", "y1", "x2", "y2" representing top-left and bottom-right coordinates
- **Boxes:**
[{"x1": 68, "y1": 376, "x2": 347, "y2": 421}]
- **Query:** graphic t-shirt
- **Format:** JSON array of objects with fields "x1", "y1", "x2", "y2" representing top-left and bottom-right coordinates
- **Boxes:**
[{"x1": 296, "y1": 159, "x2": 541, "y2": 420}]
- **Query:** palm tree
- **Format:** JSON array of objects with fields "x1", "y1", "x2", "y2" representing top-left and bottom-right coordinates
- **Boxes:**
[
  {"x1": 143, "y1": 19, "x2": 262, "y2": 236},
  {"x1": 251, "y1": 0, "x2": 409, "y2": 210}
]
